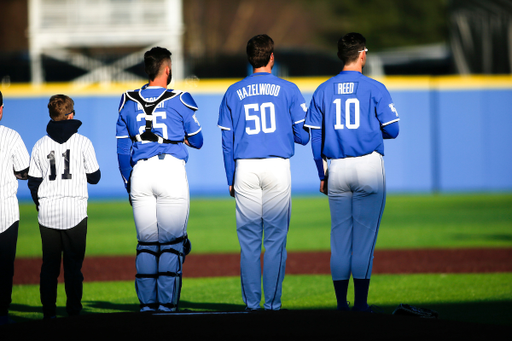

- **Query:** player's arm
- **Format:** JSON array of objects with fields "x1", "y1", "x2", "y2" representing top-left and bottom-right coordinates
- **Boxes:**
[
  {"x1": 86, "y1": 169, "x2": 101, "y2": 184},
  {"x1": 84, "y1": 140, "x2": 101, "y2": 184},
  {"x1": 27, "y1": 146, "x2": 42, "y2": 209},
  {"x1": 117, "y1": 137, "x2": 132, "y2": 192},
  {"x1": 290, "y1": 89, "x2": 310, "y2": 146},
  {"x1": 181, "y1": 92, "x2": 203, "y2": 149},
  {"x1": 218, "y1": 93, "x2": 236, "y2": 197},
  {"x1": 27, "y1": 176, "x2": 42, "y2": 210},
  {"x1": 311, "y1": 128, "x2": 325, "y2": 179},
  {"x1": 310, "y1": 128, "x2": 328, "y2": 195},
  {"x1": 116, "y1": 96, "x2": 133, "y2": 191},
  {"x1": 221, "y1": 128, "x2": 236, "y2": 197},
  {"x1": 381, "y1": 121, "x2": 399, "y2": 139},
  {"x1": 375, "y1": 88, "x2": 400, "y2": 140},
  {"x1": 293, "y1": 121, "x2": 310, "y2": 145},
  {"x1": 12, "y1": 133, "x2": 30, "y2": 180},
  {"x1": 185, "y1": 129, "x2": 203, "y2": 149},
  {"x1": 14, "y1": 167, "x2": 29, "y2": 180},
  {"x1": 305, "y1": 92, "x2": 328, "y2": 195}
]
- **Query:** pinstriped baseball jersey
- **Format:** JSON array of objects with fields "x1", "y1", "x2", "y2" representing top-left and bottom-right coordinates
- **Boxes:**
[
  {"x1": 28, "y1": 133, "x2": 99, "y2": 229},
  {"x1": 0, "y1": 125, "x2": 30, "y2": 232}
]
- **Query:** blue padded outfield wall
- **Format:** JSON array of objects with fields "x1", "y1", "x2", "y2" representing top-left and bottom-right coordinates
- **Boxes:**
[{"x1": 2, "y1": 75, "x2": 511, "y2": 199}]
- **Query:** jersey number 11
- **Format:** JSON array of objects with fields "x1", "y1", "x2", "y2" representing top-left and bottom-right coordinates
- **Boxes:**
[{"x1": 47, "y1": 149, "x2": 72, "y2": 181}]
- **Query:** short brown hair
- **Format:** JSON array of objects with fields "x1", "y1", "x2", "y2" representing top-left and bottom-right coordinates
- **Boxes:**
[
  {"x1": 48, "y1": 94, "x2": 74, "y2": 121},
  {"x1": 337, "y1": 32, "x2": 366, "y2": 65},
  {"x1": 144, "y1": 47, "x2": 172, "y2": 81},
  {"x1": 247, "y1": 34, "x2": 274, "y2": 68}
]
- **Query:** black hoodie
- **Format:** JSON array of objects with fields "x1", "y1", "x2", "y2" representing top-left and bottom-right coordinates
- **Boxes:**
[{"x1": 46, "y1": 119, "x2": 82, "y2": 143}]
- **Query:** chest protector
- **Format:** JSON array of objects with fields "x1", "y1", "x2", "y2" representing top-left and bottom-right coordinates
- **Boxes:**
[{"x1": 125, "y1": 90, "x2": 183, "y2": 144}]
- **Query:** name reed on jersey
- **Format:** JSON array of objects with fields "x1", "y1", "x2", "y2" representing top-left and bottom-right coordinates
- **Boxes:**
[{"x1": 335, "y1": 82, "x2": 358, "y2": 95}]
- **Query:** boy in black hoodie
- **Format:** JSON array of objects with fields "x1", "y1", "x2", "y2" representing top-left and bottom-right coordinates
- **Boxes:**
[{"x1": 28, "y1": 94, "x2": 100, "y2": 319}]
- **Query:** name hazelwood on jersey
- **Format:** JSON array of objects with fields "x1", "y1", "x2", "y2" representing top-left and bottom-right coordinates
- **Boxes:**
[
  {"x1": 305, "y1": 71, "x2": 400, "y2": 158},
  {"x1": 28, "y1": 134, "x2": 99, "y2": 229},
  {"x1": 0, "y1": 125, "x2": 30, "y2": 232},
  {"x1": 218, "y1": 72, "x2": 307, "y2": 159}
]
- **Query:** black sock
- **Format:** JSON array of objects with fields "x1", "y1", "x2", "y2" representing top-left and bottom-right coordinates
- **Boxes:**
[
  {"x1": 353, "y1": 278, "x2": 370, "y2": 310},
  {"x1": 333, "y1": 280, "x2": 350, "y2": 310}
]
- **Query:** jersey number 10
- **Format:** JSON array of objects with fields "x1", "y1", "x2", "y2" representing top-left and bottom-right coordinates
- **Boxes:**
[
  {"x1": 334, "y1": 98, "x2": 360, "y2": 130},
  {"x1": 47, "y1": 150, "x2": 72, "y2": 181}
]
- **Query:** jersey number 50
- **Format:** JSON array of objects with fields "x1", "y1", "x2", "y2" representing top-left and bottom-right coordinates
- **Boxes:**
[
  {"x1": 334, "y1": 98, "x2": 360, "y2": 130},
  {"x1": 245, "y1": 102, "x2": 276, "y2": 135}
]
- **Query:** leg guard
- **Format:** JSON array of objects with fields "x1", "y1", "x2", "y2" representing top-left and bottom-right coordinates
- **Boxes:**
[
  {"x1": 183, "y1": 236, "x2": 191, "y2": 264},
  {"x1": 135, "y1": 242, "x2": 159, "y2": 311},
  {"x1": 157, "y1": 236, "x2": 186, "y2": 311}
]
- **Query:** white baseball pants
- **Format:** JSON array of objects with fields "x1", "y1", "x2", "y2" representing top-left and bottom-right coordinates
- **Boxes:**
[
  {"x1": 328, "y1": 151, "x2": 386, "y2": 281},
  {"x1": 130, "y1": 154, "x2": 189, "y2": 309},
  {"x1": 130, "y1": 154, "x2": 189, "y2": 243},
  {"x1": 234, "y1": 158, "x2": 291, "y2": 310}
]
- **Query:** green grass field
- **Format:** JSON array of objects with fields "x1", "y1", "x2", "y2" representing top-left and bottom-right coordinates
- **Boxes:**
[
  {"x1": 10, "y1": 193, "x2": 512, "y2": 325},
  {"x1": 17, "y1": 193, "x2": 512, "y2": 257}
]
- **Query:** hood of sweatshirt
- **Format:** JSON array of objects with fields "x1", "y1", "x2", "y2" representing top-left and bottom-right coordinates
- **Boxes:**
[{"x1": 46, "y1": 119, "x2": 82, "y2": 144}]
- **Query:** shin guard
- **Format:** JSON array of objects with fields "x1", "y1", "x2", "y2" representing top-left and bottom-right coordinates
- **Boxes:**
[
  {"x1": 135, "y1": 242, "x2": 159, "y2": 310},
  {"x1": 157, "y1": 239, "x2": 185, "y2": 311}
]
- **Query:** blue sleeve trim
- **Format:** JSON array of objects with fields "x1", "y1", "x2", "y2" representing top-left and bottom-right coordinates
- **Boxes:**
[
  {"x1": 187, "y1": 127, "x2": 202, "y2": 136},
  {"x1": 381, "y1": 118, "x2": 400, "y2": 126},
  {"x1": 304, "y1": 124, "x2": 321, "y2": 129}
]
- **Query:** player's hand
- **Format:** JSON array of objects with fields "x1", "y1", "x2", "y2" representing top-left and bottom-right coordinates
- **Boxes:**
[
  {"x1": 320, "y1": 179, "x2": 328, "y2": 195},
  {"x1": 229, "y1": 185, "x2": 235, "y2": 198},
  {"x1": 126, "y1": 178, "x2": 131, "y2": 193},
  {"x1": 184, "y1": 137, "x2": 191, "y2": 147}
]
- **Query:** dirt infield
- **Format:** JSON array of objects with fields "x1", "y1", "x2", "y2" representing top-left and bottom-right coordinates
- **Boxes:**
[
  {"x1": 6, "y1": 248, "x2": 512, "y2": 337},
  {"x1": 13, "y1": 248, "x2": 512, "y2": 284}
]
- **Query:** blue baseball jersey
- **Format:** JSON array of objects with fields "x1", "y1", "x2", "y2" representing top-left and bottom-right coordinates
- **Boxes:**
[
  {"x1": 305, "y1": 71, "x2": 399, "y2": 159},
  {"x1": 116, "y1": 85, "x2": 201, "y2": 164},
  {"x1": 218, "y1": 72, "x2": 308, "y2": 159}
]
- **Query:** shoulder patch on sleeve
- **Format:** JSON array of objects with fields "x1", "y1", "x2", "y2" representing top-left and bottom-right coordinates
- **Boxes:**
[{"x1": 180, "y1": 92, "x2": 198, "y2": 111}]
